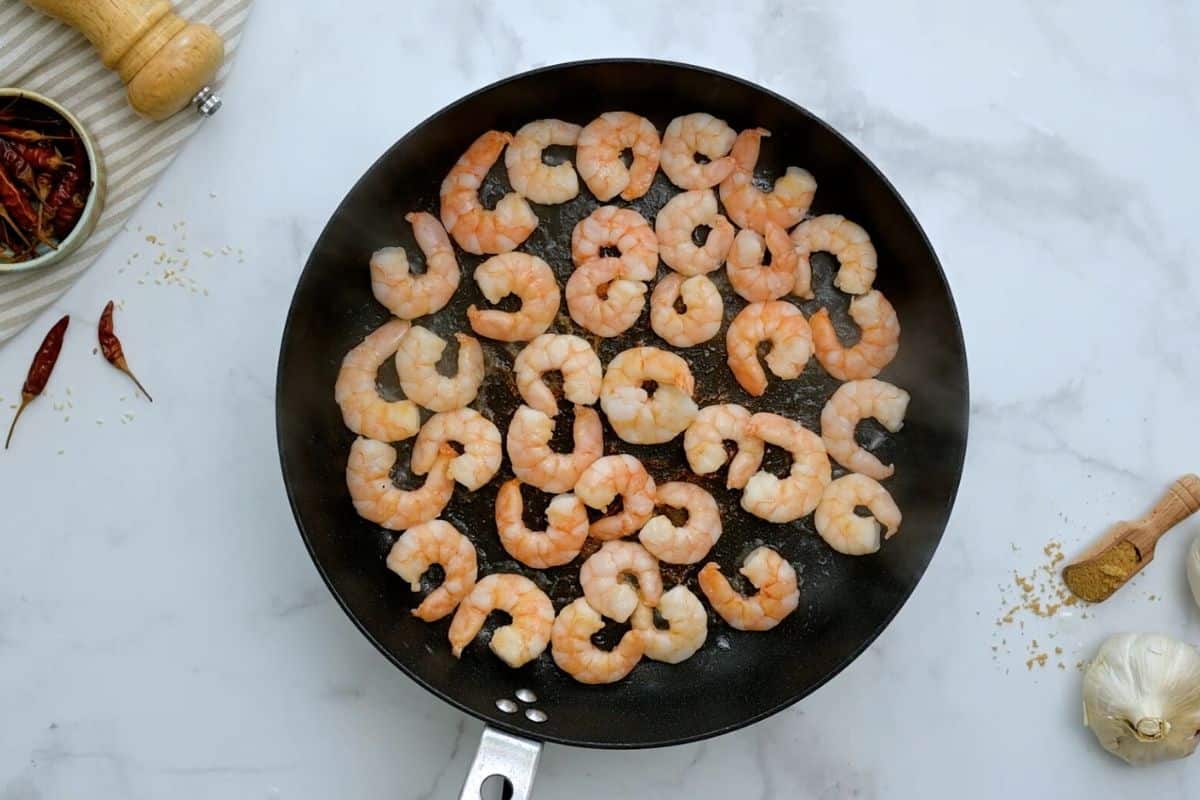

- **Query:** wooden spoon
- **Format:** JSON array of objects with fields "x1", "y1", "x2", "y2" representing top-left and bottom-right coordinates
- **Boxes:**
[{"x1": 1062, "y1": 474, "x2": 1200, "y2": 602}]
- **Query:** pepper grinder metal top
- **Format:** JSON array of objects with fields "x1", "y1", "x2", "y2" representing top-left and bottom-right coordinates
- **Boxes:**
[
  {"x1": 22, "y1": 0, "x2": 225, "y2": 121},
  {"x1": 192, "y1": 86, "x2": 222, "y2": 117}
]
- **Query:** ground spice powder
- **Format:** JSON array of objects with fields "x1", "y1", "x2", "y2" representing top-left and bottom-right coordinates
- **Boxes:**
[{"x1": 1062, "y1": 540, "x2": 1140, "y2": 602}]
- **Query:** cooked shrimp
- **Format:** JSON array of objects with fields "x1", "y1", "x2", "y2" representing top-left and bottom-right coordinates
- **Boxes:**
[
  {"x1": 719, "y1": 128, "x2": 816, "y2": 234},
  {"x1": 395, "y1": 326, "x2": 484, "y2": 412},
  {"x1": 600, "y1": 346, "x2": 698, "y2": 444},
  {"x1": 649, "y1": 272, "x2": 723, "y2": 347},
  {"x1": 683, "y1": 403, "x2": 764, "y2": 490},
  {"x1": 513, "y1": 334, "x2": 602, "y2": 417},
  {"x1": 507, "y1": 405, "x2": 603, "y2": 494},
  {"x1": 809, "y1": 290, "x2": 900, "y2": 380},
  {"x1": 741, "y1": 413, "x2": 831, "y2": 523},
  {"x1": 630, "y1": 586, "x2": 707, "y2": 663},
  {"x1": 579, "y1": 541, "x2": 663, "y2": 622},
  {"x1": 574, "y1": 454, "x2": 657, "y2": 541},
  {"x1": 439, "y1": 131, "x2": 537, "y2": 254},
  {"x1": 575, "y1": 111, "x2": 660, "y2": 202},
  {"x1": 791, "y1": 214, "x2": 877, "y2": 295},
  {"x1": 334, "y1": 319, "x2": 421, "y2": 442},
  {"x1": 571, "y1": 206, "x2": 658, "y2": 281},
  {"x1": 638, "y1": 481, "x2": 721, "y2": 564},
  {"x1": 385, "y1": 520, "x2": 477, "y2": 622},
  {"x1": 726, "y1": 222, "x2": 798, "y2": 302},
  {"x1": 654, "y1": 189, "x2": 735, "y2": 276},
  {"x1": 495, "y1": 480, "x2": 588, "y2": 568},
  {"x1": 660, "y1": 113, "x2": 738, "y2": 190},
  {"x1": 411, "y1": 408, "x2": 502, "y2": 490},
  {"x1": 814, "y1": 473, "x2": 902, "y2": 555},
  {"x1": 820, "y1": 379, "x2": 910, "y2": 480},
  {"x1": 467, "y1": 252, "x2": 560, "y2": 342},
  {"x1": 346, "y1": 438, "x2": 455, "y2": 530},
  {"x1": 369, "y1": 212, "x2": 461, "y2": 319},
  {"x1": 448, "y1": 573, "x2": 554, "y2": 667},
  {"x1": 551, "y1": 598, "x2": 643, "y2": 684},
  {"x1": 698, "y1": 547, "x2": 799, "y2": 631},
  {"x1": 726, "y1": 301, "x2": 813, "y2": 396},
  {"x1": 565, "y1": 257, "x2": 647, "y2": 338},
  {"x1": 504, "y1": 119, "x2": 582, "y2": 205}
]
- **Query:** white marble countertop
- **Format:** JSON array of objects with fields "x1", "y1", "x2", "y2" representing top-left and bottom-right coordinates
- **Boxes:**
[{"x1": 3, "y1": 1, "x2": 1199, "y2": 797}]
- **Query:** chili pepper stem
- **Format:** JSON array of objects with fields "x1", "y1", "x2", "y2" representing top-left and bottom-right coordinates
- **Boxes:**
[
  {"x1": 115, "y1": 356, "x2": 153, "y2": 402},
  {"x1": 4, "y1": 394, "x2": 32, "y2": 449}
]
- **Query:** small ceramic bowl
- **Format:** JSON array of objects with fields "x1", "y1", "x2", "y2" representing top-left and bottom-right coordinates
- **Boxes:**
[{"x1": 0, "y1": 88, "x2": 105, "y2": 274}]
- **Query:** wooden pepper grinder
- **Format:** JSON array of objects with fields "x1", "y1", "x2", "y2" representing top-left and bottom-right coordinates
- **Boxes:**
[{"x1": 22, "y1": 0, "x2": 225, "y2": 120}]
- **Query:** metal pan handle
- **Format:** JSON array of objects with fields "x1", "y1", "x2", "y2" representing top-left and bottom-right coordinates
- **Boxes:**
[{"x1": 458, "y1": 726, "x2": 542, "y2": 800}]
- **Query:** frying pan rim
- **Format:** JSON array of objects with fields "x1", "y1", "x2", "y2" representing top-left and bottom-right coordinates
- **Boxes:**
[{"x1": 275, "y1": 57, "x2": 970, "y2": 750}]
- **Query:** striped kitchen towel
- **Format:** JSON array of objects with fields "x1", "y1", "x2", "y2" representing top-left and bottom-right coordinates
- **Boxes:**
[{"x1": 0, "y1": 0, "x2": 253, "y2": 344}]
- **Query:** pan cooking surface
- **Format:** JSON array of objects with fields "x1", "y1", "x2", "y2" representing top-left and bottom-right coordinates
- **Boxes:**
[{"x1": 277, "y1": 60, "x2": 968, "y2": 748}]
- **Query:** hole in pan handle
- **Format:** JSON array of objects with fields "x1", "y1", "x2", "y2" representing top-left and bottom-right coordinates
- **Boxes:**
[{"x1": 459, "y1": 726, "x2": 542, "y2": 800}]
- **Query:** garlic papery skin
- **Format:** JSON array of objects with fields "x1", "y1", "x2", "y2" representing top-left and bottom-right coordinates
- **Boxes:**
[
  {"x1": 1082, "y1": 633, "x2": 1200, "y2": 765},
  {"x1": 1188, "y1": 533, "x2": 1200, "y2": 611}
]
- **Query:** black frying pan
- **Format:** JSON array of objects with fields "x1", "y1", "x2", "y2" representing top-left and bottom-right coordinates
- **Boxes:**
[{"x1": 276, "y1": 59, "x2": 968, "y2": 796}]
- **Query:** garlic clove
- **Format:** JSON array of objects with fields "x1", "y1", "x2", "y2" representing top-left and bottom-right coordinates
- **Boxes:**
[
  {"x1": 1188, "y1": 532, "x2": 1200, "y2": 611},
  {"x1": 1082, "y1": 633, "x2": 1200, "y2": 765}
]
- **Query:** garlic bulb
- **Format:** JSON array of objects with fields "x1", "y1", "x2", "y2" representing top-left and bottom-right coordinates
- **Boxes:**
[
  {"x1": 1188, "y1": 533, "x2": 1200, "y2": 611},
  {"x1": 1082, "y1": 633, "x2": 1200, "y2": 765}
]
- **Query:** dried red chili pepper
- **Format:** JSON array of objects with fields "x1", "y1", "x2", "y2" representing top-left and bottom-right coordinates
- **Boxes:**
[
  {"x1": 52, "y1": 181, "x2": 87, "y2": 238},
  {"x1": 41, "y1": 167, "x2": 86, "y2": 238},
  {"x1": 0, "y1": 206, "x2": 30, "y2": 251},
  {"x1": 0, "y1": 124, "x2": 74, "y2": 143},
  {"x1": 5, "y1": 314, "x2": 69, "y2": 449},
  {"x1": 0, "y1": 162, "x2": 38, "y2": 233},
  {"x1": 0, "y1": 140, "x2": 38, "y2": 196},
  {"x1": 9, "y1": 142, "x2": 72, "y2": 172},
  {"x1": 98, "y1": 301, "x2": 152, "y2": 402}
]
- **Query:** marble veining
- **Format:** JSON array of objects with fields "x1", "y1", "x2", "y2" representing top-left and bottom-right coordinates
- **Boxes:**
[{"x1": 1, "y1": 0, "x2": 1199, "y2": 797}]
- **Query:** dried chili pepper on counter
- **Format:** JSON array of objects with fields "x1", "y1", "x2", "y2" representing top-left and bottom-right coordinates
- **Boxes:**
[
  {"x1": 98, "y1": 301, "x2": 152, "y2": 402},
  {"x1": 5, "y1": 314, "x2": 69, "y2": 449}
]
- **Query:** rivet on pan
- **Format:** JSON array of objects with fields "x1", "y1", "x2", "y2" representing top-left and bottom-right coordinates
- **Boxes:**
[
  {"x1": 496, "y1": 699, "x2": 518, "y2": 713},
  {"x1": 515, "y1": 688, "x2": 538, "y2": 703},
  {"x1": 525, "y1": 708, "x2": 548, "y2": 723}
]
